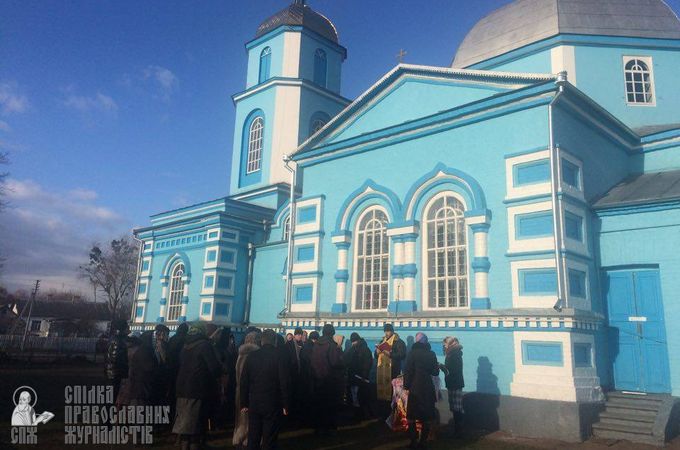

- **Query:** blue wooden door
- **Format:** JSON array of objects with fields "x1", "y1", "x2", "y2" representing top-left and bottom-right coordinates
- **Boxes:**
[{"x1": 605, "y1": 269, "x2": 671, "y2": 393}]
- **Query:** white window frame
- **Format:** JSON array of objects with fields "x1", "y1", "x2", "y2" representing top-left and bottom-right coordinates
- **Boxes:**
[
  {"x1": 351, "y1": 206, "x2": 390, "y2": 312},
  {"x1": 282, "y1": 215, "x2": 291, "y2": 241},
  {"x1": 167, "y1": 263, "x2": 185, "y2": 322},
  {"x1": 623, "y1": 56, "x2": 655, "y2": 107},
  {"x1": 421, "y1": 191, "x2": 470, "y2": 311},
  {"x1": 246, "y1": 117, "x2": 264, "y2": 174}
]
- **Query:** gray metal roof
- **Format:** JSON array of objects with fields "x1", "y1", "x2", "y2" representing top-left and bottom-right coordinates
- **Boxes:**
[
  {"x1": 452, "y1": 0, "x2": 680, "y2": 68},
  {"x1": 255, "y1": 0, "x2": 338, "y2": 43},
  {"x1": 594, "y1": 169, "x2": 680, "y2": 209},
  {"x1": 633, "y1": 123, "x2": 680, "y2": 137}
]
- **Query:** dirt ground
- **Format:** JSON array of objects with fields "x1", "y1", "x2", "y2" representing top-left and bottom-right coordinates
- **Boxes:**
[{"x1": 1, "y1": 361, "x2": 679, "y2": 450}]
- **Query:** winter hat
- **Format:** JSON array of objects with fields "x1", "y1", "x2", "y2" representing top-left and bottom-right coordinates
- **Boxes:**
[
  {"x1": 309, "y1": 331, "x2": 320, "y2": 341},
  {"x1": 322, "y1": 323, "x2": 335, "y2": 337},
  {"x1": 383, "y1": 323, "x2": 394, "y2": 332},
  {"x1": 188, "y1": 322, "x2": 207, "y2": 336},
  {"x1": 415, "y1": 332, "x2": 429, "y2": 344},
  {"x1": 294, "y1": 327, "x2": 304, "y2": 336},
  {"x1": 350, "y1": 332, "x2": 361, "y2": 343}
]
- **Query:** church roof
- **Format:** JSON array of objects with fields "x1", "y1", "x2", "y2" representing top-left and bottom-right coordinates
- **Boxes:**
[
  {"x1": 255, "y1": 0, "x2": 339, "y2": 44},
  {"x1": 594, "y1": 169, "x2": 680, "y2": 209},
  {"x1": 452, "y1": 0, "x2": 680, "y2": 68}
]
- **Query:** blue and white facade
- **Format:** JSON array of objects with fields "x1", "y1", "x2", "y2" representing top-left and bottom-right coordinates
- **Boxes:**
[{"x1": 133, "y1": 0, "x2": 680, "y2": 441}]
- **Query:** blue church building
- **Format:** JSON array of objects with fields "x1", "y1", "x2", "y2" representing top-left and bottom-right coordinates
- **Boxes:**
[{"x1": 132, "y1": 0, "x2": 680, "y2": 443}]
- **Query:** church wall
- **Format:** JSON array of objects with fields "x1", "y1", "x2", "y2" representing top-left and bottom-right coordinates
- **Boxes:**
[
  {"x1": 297, "y1": 32, "x2": 343, "y2": 94},
  {"x1": 596, "y1": 207, "x2": 680, "y2": 396},
  {"x1": 328, "y1": 79, "x2": 514, "y2": 144},
  {"x1": 229, "y1": 88, "x2": 278, "y2": 194},
  {"x1": 250, "y1": 242, "x2": 289, "y2": 326},
  {"x1": 245, "y1": 33, "x2": 287, "y2": 89},
  {"x1": 573, "y1": 44, "x2": 680, "y2": 130},
  {"x1": 298, "y1": 87, "x2": 346, "y2": 144},
  {"x1": 300, "y1": 105, "x2": 551, "y2": 314},
  {"x1": 483, "y1": 48, "x2": 553, "y2": 74},
  {"x1": 632, "y1": 140, "x2": 680, "y2": 173}
]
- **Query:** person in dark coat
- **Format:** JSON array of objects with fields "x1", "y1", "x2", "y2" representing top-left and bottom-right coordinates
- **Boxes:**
[
  {"x1": 299, "y1": 330, "x2": 318, "y2": 425},
  {"x1": 286, "y1": 327, "x2": 305, "y2": 422},
  {"x1": 240, "y1": 329, "x2": 290, "y2": 450},
  {"x1": 403, "y1": 332, "x2": 440, "y2": 450},
  {"x1": 166, "y1": 322, "x2": 188, "y2": 416},
  {"x1": 343, "y1": 332, "x2": 373, "y2": 420},
  {"x1": 172, "y1": 322, "x2": 222, "y2": 450},
  {"x1": 151, "y1": 324, "x2": 171, "y2": 405},
  {"x1": 310, "y1": 324, "x2": 344, "y2": 435},
  {"x1": 375, "y1": 323, "x2": 407, "y2": 402},
  {"x1": 105, "y1": 319, "x2": 130, "y2": 401},
  {"x1": 442, "y1": 336, "x2": 464, "y2": 434}
]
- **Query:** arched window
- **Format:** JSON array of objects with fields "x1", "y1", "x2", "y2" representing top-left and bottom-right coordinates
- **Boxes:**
[
  {"x1": 313, "y1": 49, "x2": 327, "y2": 87},
  {"x1": 309, "y1": 111, "x2": 330, "y2": 137},
  {"x1": 424, "y1": 195, "x2": 468, "y2": 308},
  {"x1": 282, "y1": 215, "x2": 291, "y2": 241},
  {"x1": 259, "y1": 47, "x2": 272, "y2": 83},
  {"x1": 246, "y1": 117, "x2": 264, "y2": 174},
  {"x1": 354, "y1": 208, "x2": 389, "y2": 310},
  {"x1": 624, "y1": 58, "x2": 653, "y2": 104},
  {"x1": 167, "y1": 263, "x2": 185, "y2": 321}
]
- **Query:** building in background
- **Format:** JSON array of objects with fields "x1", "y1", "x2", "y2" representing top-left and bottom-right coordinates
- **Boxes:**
[{"x1": 132, "y1": 0, "x2": 680, "y2": 443}]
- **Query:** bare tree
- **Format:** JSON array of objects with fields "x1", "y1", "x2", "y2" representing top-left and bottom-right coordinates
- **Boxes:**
[{"x1": 80, "y1": 236, "x2": 139, "y2": 320}]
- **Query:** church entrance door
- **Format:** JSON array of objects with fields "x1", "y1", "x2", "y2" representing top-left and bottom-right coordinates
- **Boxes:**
[{"x1": 605, "y1": 269, "x2": 671, "y2": 394}]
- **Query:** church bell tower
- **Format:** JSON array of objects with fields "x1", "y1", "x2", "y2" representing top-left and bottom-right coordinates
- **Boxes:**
[{"x1": 229, "y1": 0, "x2": 349, "y2": 209}]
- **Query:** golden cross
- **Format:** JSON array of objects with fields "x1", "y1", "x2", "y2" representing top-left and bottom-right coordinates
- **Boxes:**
[{"x1": 396, "y1": 49, "x2": 408, "y2": 63}]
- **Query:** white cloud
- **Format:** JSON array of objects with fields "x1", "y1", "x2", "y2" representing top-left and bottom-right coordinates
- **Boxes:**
[
  {"x1": 64, "y1": 92, "x2": 118, "y2": 113},
  {"x1": 0, "y1": 81, "x2": 29, "y2": 115},
  {"x1": 0, "y1": 179, "x2": 131, "y2": 293},
  {"x1": 142, "y1": 65, "x2": 179, "y2": 101}
]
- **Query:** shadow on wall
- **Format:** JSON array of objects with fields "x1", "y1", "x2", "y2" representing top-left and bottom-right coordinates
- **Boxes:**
[{"x1": 463, "y1": 356, "x2": 500, "y2": 432}]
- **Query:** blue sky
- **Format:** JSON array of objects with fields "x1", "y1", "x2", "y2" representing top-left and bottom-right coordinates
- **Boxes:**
[{"x1": 1, "y1": 0, "x2": 679, "y2": 293}]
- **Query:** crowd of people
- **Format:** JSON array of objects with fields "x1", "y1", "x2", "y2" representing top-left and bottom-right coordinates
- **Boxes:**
[{"x1": 105, "y1": 320, "x2": 465, "y2": 450}]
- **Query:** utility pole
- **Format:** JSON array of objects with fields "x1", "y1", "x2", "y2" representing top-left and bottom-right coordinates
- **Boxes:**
[{"x1": 20, "y1": 280, "x2": 40, "y2": 352}]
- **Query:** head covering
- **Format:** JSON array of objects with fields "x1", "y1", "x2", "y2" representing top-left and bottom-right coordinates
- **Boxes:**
[
  {"x1": 155, "y1": 324, "x2": 170, "y2": 333},
  {"x1": 309, "y1": 331, "x2": 320, "y2": 341},
  {"x1": 294, "y1": 327, "x2": 304, "y2": 336},
  {"x1": 444, "y1": 336, "x2": 462, "y2": 351},
  {"x1": 244, "y1": 330, "x2": 262, "y2": 346},
  {"x1": 383, "y1": 323, "x2": 394, "y2": 332},
  {"x1": 175, "y1": 322, "x2": 189, "y2": 337},
  {"x1": 188, "y1": 322, "x2": 207, "y2": 336},
  {"x1": 322, "y1": 323, "x2": 335, "y2": 337},
  {"x1": 350, "y1": 332, "x2": 361, "y2": 343},
  {"x1": 415, "y1": 332, "x2": 429, "y2": 344}
]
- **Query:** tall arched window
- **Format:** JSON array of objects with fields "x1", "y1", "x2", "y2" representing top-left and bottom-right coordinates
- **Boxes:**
[
  {"x1": 246, "y1": 117, "x2": 264, "y2": 173},
  {"x1": 354, "y1": 208, "x2": 389, "y2": 310},
  {"x1": 424, "y1": 195, "x2": 468, "y2": 308},
  {"x1": 167, "y1": 263, "x2": 185, "y2": 321},
  {"x1": 313, "y1": 49, "x2": 327, "y2": 87},
  {"x1": 259, "y1": 47, "x2": 272, "y2": 83},
  {"x1": 309, "y1": 111, "x2": 330, "y2": 137},
  {"x1": 282, "y1": 215, "x2": 291, "y2": 241},
  {"x1": 624, "y1": 58, "x2": 654, "y2": 104}
]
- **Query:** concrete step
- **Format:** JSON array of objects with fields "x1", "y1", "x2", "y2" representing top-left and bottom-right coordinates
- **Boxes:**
[
  {"x1": 599, "y1": 410, "x2": 656, "y2": 424},
  {"x1": 592, "y1": 427, "x2": 660, "y2": 447},
  {"x1": 606, "y1": 397, "x2": 663, "y2": 411},
  {"x1": 598, "y1": 415, "x2": 655, "y2": 430},
  {"x1": 592, "y1": 421, "x2": 653, "y2": 436},
  {"x1": 605, "y1": 405, "x2": 658, "y2": 419}
]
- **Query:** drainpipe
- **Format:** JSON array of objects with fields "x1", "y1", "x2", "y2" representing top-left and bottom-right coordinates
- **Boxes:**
[
  {"x1": 131, "y1": 234, "x2": 144, "y2": 323},
  {"x1": 549, "y1": 72, "x2": 568, "y2": 310},
  {"x1": 282, "y1": 154, "x2": 298, "y2": 316},
  {"x1": 243, "y1": 242, "x2": 256, "y2": 325}
]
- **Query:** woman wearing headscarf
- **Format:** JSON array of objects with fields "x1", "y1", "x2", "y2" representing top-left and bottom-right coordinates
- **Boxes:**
[
  {"x1": 232, "y1": 330, "x2": 261, "y2": 450},
  {"x1": 403, "y1": 332, "x2": 439, "y2": 449},
  {"x1": 172, "y1": 322, "x2": 222, "y2": 450},
  {"x1": 442, "y1": 336, "x2": 464, "y2": 435}
]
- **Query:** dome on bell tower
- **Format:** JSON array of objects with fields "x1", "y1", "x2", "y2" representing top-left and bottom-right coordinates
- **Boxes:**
[{"x1": 255, "y1": 0, "x2": 339, "y2": 44}]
